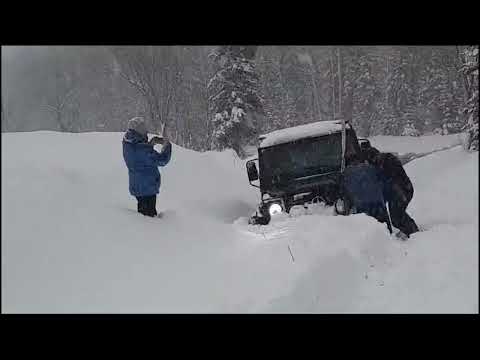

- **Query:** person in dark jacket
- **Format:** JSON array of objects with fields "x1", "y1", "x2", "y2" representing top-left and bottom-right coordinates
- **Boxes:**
[
  {"x1": 365, "y1": 147, "x2": 419, "y2": 237},
  {"x1": 122, "y1": 117, "x2": 172, "y2": 217},
  {"x1": 341, "y1": 161, "x2": 392, "y2": 233}
]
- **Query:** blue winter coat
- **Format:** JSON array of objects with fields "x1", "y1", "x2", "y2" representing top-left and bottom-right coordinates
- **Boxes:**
[
  {"x1": 122, "y1": 129, "x2": 172, "y2": 197},
  {"x1": 342, "y1": 163, "x2": 387, "y2": 214}
]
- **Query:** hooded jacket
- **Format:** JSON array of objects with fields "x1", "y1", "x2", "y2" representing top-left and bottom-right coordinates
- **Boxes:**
[
  {"x1": 375, "y1": 152, "x2": 413, "y2": 204},
  {"x1": 122, "y1": 129, "x2": 172, "y2": 197}
]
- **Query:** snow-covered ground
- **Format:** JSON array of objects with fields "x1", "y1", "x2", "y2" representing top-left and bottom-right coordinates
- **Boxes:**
[
  {"x1": 2, "y1": 131, "x2": 478, "y2": 313},
  {"x1": 369, "y1": 133, "x2": 465, "y2": 155}
]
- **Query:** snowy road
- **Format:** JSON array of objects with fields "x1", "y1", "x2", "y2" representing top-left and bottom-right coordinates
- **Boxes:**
[{"x1": 2, "y1": 132, "x2": 478, "y2": 313}]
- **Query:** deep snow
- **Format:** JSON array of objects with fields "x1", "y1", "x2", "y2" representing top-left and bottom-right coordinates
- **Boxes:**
[
  {"x1": 1, "y1": 131, "x2": 478, "y2": 313},
  {"x1": 369, "y1": 133, "x2": 464, "y2": 155}
]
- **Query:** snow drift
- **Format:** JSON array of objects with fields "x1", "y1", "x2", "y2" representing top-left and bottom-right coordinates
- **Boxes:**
[
  {"x1": 1, "y1": 131, "x2": 478, "y2": 313},
  {"x1": 369, "y1": 133, "x2": 464, "y2": 155}
]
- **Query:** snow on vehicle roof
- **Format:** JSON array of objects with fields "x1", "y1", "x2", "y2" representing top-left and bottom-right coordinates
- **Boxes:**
[{"x1": 259, "y1": 120, "x2": 349, "y2": 148}]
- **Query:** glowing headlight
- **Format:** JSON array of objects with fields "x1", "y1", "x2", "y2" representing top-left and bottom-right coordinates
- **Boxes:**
[
  {"x1": 335, "y1": 199, "x2": 345, "y2": 213},
  {"x1": 268, "y1": 203, "x2": 283, "y2": 216}
]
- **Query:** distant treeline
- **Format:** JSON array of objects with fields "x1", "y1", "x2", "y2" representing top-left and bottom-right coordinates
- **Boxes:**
[{"x1": 1, "y1": 45, "x2": 478, "y2": 153}]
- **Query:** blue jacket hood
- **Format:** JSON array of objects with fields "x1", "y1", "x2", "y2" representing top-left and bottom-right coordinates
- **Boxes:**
[{"x1": 123, "y1": 129, "x2": 148, "y2": 145}]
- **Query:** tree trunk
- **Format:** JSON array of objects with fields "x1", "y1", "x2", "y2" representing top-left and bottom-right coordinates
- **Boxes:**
[
  {"x1": 338, "y1": 47, "x2": 346, "y2": 173},
  {"x1": 456, "y1": 46, "x2": 471, "y2": 101},
  {"x1": 330, "y1": 49, "x2": 336, "y2": 121},
  {"x1": 337, "y1": 47, "x2": 342, "y2": 118},
  {"x1": 57, "y1": 110, "x2": 67, "y2": 132}
]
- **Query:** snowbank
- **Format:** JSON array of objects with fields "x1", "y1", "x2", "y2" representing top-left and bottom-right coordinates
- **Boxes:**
[
  {"x1": 369, "y1": 133, "x2": 464, "y2": 155},
  {"x1": 2, "y1": 131, "x2": 478, "y2": 313}
]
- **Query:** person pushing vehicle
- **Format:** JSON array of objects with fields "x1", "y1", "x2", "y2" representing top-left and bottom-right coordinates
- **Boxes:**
[{"x1": 365, "y1": 147, "x2": 419, "y2": 238}]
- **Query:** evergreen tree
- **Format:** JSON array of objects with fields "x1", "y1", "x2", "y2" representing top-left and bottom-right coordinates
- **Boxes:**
[
  {"x1": 374, "y1": 47, "x2": 403, "y2": 136},
  {"x1": 349, "y1": 50, "x2": 379, "y2": 137},
  {"x1": 401, "y1": 103, "x2": 421, "y2": 136},
  {"x1": 436, "y1": 68, "x2": 459, "y2": 133},
  {"x1": 417, "y1": 47, "x2": 465, "y2": 134},
  {"x1": 461, "y1": 46, "x2": 479, "y2": 151},
  {"x1": 374, "y1": 101, "x2": 399, "y2": 135},
  {"x1": 208, "y1": 46, "x2": 263, "y2": 157},
  {"x1": 258, "y1": 49, "x2": 296, "y2": 134},
  {"x1": 389, "y1": 48, "x2": 414, "y2": 135},
  {"x1": 402, "y1": 122, "x2": 420, "y2": 136},
  {"x1": 418, "y1": 53, "x2": 443, "y2": 133},
  {"x1": 3, "y1": 45, "x2": 471, "y2": 144}
]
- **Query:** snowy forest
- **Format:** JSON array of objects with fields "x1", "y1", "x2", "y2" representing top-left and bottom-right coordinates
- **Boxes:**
[{"x1": 1, "y1": 45, "x2": 478, "y2": 154}]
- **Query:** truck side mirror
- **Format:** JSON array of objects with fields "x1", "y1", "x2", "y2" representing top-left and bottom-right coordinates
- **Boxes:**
[{"x1": 246, "y1": 160, "x2": 259, "y2": 182}]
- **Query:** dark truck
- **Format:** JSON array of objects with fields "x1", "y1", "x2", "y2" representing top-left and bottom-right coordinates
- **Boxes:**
[{"x1": 246, "y1": 120, "x2": 372, "y2": 225}]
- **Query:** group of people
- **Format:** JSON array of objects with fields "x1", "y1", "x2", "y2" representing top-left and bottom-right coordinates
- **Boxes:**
[
  {"x1": 343, "y1": 145, "x2": 419, "y2": 238},
  {"x1": 122, "y1": 116, "x2": 419, "y2": 238}
]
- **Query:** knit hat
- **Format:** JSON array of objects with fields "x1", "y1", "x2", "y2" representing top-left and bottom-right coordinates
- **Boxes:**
[{"x1": 127, "y1": 117, "x2": 148, "y2": 136}]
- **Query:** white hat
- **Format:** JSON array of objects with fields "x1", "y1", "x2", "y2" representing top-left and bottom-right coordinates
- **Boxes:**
[{"x1": 127, "y1": 117, "x2": 148, "y2": 136}]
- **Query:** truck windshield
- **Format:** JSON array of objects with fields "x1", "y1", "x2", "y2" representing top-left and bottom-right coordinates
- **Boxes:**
[{"x1": 259, "y1": 131, "x2": 357, "y2": 187}]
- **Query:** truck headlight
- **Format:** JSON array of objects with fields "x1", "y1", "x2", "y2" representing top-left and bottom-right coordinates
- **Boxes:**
[
  {"x1": 336, "y1": 199, "x2": 345, "y2": 213},
  {"x1": 268, "y1": 203, "x2": 283, "y2": 216},
  {"x1": 335, "y1": 198, "x2": 349, "y2": 215}
]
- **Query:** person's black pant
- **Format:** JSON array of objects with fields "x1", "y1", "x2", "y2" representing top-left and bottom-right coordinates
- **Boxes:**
[
  {"x1": 135, "y1": 195, "x2": 157, "y2": 217},
  {"x1": 387, "y1": 199, "x2": 419, "y2": 237}
]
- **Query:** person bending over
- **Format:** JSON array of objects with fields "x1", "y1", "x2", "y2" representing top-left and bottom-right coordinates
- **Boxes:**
[{"x1": 365, "y1": 147, "x2": 419, "y2": 238}]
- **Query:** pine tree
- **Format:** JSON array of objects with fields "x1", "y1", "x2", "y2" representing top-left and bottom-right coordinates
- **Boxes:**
[
  {"x1": 208, "y1": 46, "x2": 263, "y2": 157},
  {"x1": 437, "y1": 70, "x2": 458, "y2": 133},
  {"x1": 374, "y1": 101, "x2": 399, "y2": 136},
  {"x1": 349, "y1": 50, "x2": 379, "y2": 137},
  {"x1": 461, "y1": 46, "x2": 479, "y2": 151},
  {"x1": 417, "y1": 47, "x2": 466, "y2": 135},
  {"x1": 384, "y1": 47, "x2": 434, "y2": 136},
  {"x1": 390, "y1": 48, "x2": 414, "y2": 135},
  {"x1": 373, "y1": 47, "x2": 403, "y2": 136},
  {"x1": 401, "y1": 103, "x2": 421, "y2": 136},
  {"x1": 258, "y1": 50, "x2": 296, "y2": 134},
  {"x1": 418, "y1": 55, "x2": 441, "y2": 133}
]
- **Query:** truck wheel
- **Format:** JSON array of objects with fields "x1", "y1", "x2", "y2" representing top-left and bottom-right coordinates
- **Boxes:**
[
  {"x1": 249, "y1": 209, "x2": 271, "y2": 225},
  {"x1": 249, "y1": 215, "x2": 270, "y2": 225}
]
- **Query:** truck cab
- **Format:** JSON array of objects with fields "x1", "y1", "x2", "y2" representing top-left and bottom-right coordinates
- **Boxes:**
[{"x1": 246, "y1": 120, "x2": 370, "y2": 225}]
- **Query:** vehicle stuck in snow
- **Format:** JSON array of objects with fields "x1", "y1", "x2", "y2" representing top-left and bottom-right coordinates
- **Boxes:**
[{"x1": 246, "y1": 120, "x2": 373, "y2": 225}]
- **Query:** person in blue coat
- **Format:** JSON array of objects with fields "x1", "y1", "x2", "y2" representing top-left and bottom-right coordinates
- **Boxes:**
[{"x1": 122, "y1": 117, "x2": 172, "y2": 217}]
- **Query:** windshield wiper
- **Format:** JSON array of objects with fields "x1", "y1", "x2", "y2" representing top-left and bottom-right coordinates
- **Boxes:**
[
  {"x1": 294, "y1": 171, "x2": 337, "y2": 181},
  {"x1": 304, "y1": 165, "x2": 338, "y2": 173}
]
